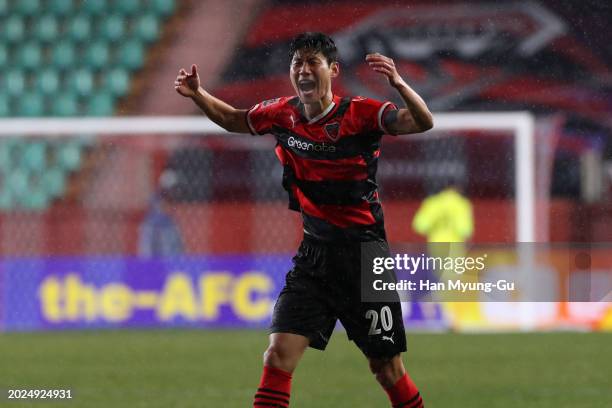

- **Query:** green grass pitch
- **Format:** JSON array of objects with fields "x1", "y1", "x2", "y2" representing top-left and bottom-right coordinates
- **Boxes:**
[{"x1": 0, "y1": 330, "x2": 610, "y2": 407}]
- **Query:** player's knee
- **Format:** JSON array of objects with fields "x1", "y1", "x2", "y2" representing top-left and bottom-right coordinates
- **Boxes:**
[
  {"x1": 368, "y1": 355, "x2": 404, "y2": 388},
  {"x1": 263, "y1": 344, "x2": 292, "y2": 371},
  {"x1": 263, "y1": 345, "x2": 279, "y2": 366},
  {"x1": 262, "y1": 333, "x2": 309, "y2": 372},
  {"x1": 368, "y1": 359, "x2": 392, "y2": 387}
]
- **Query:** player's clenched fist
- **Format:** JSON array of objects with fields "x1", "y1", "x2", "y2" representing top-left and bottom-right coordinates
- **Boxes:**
[
  {"x1": 174, "y1": 64, "x2": 200, "y2": 97},
  {"x1": 365, "y1": 53, "x2": 405, "y2": 89}
]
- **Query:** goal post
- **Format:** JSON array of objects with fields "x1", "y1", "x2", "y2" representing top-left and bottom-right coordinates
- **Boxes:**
[{"x1": 432, "y1": 112, "x2": 536, "y2": 243}]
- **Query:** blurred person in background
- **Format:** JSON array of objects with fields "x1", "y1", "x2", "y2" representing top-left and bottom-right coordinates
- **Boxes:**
[
  {"x1": 175, "y1": 32, "x2": 432, "y2": 407},
  {"x1": 412, "y1": 181, "x2": 483, "y2": 329},
  {"x1": 138, "y1": 170, "x2": 184, "y2": 258},
  {"x1": 412, "y1": 182, "x2": 473, "y2": 244}
]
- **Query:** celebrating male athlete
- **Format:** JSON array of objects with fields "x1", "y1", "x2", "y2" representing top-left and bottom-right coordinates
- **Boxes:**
[{"x1": 175, "y1": 32, "x2": 433, "y2": 408}]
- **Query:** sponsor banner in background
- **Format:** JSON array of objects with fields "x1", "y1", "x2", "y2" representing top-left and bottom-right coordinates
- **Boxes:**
[
  {"x1": 0, "y1": 256, "x2": 443, "y2": 332},
  {"x1": 4, "y1": 250, "x2": 608, "y2": 332}
]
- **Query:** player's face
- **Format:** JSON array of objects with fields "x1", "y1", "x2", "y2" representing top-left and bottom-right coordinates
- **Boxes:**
[{"x1": 290, "y1": 49, "x2": 338, "y2": 104}]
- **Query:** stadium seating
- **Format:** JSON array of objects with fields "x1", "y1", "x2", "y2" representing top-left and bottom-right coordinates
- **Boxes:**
[
  {"x1": 0, "y1": 0, "x2": 176, "y2": 210},
  {"x1": 0, "y1": 137, "x2": 89, "y2": 210},
  {"x1": 0, "y1": 0, "x2": 175, "y2": 116}
]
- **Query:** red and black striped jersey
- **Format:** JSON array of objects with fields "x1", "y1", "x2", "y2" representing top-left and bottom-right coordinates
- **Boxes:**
[{"x1": 247, "y1": 94, "x2": 397, "y2": 242}]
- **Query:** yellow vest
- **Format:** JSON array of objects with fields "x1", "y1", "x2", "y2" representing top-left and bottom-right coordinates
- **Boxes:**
[{"x1": 412, "y1": 188, "x2": 473, "y2": 243}]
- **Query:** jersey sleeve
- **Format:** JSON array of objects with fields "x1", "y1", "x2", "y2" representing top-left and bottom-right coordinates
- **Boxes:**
[
  {"x1": 349, "y1": 97, "x2": 398, "y2": 135},
  {"x1": 246, "y1": 97, "x2": 284, "y2": 135}
]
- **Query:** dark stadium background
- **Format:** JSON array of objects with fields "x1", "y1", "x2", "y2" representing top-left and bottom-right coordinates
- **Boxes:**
[{"x1": 0, "y1": 1, "x2": 610, "y2": 407}]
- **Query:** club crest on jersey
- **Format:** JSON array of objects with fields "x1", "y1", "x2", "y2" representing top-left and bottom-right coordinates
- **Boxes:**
[
  {"x1": 324, "y1": 122, "x2": 341, "y2": 142},
  {"x1": 261, "y1": 98, "x2": 280, "y2": 107}
]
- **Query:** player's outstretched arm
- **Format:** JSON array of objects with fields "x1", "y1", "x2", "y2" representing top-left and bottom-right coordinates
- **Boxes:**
[
  {"x1": 366, "y1": 53, "x2": 433, "y2": 135},
  {"x1": 174, "y1": 64, "x2": 250, "y2": 134}
]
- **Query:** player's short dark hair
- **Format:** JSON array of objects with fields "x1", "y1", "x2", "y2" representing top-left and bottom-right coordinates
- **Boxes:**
[{"x1": 289, "y1": 32, "x2": 338, "y2": 64}]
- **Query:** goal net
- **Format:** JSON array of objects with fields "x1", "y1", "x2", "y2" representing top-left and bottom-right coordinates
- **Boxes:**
[{"x1": 0, "y1": 112, "x2": 536, "y2": 256}]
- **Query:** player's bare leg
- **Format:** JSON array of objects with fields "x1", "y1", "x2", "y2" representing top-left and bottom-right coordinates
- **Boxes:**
[
  {"x1": 369, "y1": 354, "x2": 424, "y2": 407},
  {"x1": 253, "y1": 333, "x2": 309, "y2": 407},
  {"x1": 263, "y1": 333, "x2": 309, "y2": 372},
  {"x1": 368, "y1": 354, "x2": 406, "y2": 388}
]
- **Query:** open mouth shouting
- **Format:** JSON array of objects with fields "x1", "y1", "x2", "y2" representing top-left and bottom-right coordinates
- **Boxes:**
[{"x1": 298, "y1": 79, "x2": 316, "y2": 97}]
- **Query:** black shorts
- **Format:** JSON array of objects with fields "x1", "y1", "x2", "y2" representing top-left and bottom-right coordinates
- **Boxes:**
[{"x1": 269, "y1": 235, "x2": 407, "y2": 359}]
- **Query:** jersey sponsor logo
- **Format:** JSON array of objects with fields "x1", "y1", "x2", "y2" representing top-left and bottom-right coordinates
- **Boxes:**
[
  {"x1": 324, "y1": 122, "x2": 341, "y2": 142},
  {"x1": 287, "y1": 136, "x2": 337, "y2": 153}
]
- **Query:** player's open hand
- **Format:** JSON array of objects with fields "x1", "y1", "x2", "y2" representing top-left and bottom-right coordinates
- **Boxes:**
[
  {"x1": 366, "y1": 53, "x2": 405, "y2": 89},
  {"x1": 174, "y1": 64, "x2": 200, "y2": 97}
]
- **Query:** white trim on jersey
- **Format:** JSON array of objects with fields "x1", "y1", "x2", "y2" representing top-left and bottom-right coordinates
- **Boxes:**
[
  {"x1": 246, "y1": 104, "x2": 260, "y2": 135},
  {"x1": 377, "y1": 101, "x2": 393, "y2": 134},
  {"x1": 307, "y1": 100, "x2": 336, "y2": 124}
]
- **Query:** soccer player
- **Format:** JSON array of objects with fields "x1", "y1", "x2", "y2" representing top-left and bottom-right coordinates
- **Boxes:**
[{"x1": 175, "y1": 32, "x2": 433, "y2": 408}]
